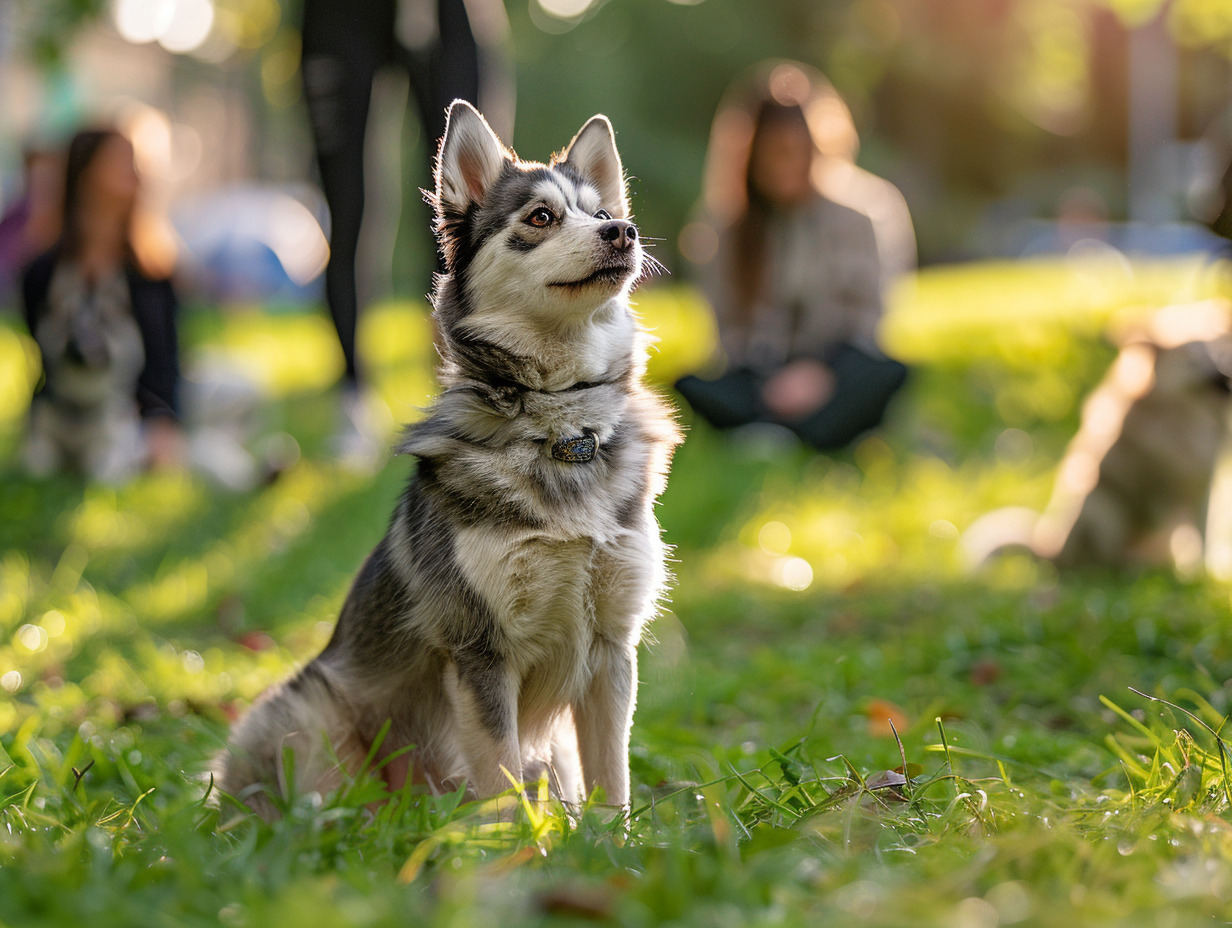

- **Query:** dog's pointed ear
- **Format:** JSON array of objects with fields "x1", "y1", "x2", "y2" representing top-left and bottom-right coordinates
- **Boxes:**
[
  {"x1": 557, "y1": 115, "x2": 629, "y2": 219},
  {"x1": 435, "y1": 100, "x2": 509, "y2": 215}
]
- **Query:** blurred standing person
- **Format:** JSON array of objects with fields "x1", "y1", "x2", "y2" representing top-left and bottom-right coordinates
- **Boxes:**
[
  {"x1": 300, "y1": 0, "x2": 513, "y2": 469},
  {"x1": 677, "y1": 61, "x2": 909, "y2": 451},
  {"x1": 21, "y1": 128, "x2": 183, "y2": 482}
]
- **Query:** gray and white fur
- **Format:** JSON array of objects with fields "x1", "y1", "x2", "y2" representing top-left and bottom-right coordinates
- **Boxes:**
[
  {"x1": 219, "y1": 101, "x2": 680, "y2": 817},
  {"x1": 24, "y1": 265, "x2": 146, "y2": 483}
]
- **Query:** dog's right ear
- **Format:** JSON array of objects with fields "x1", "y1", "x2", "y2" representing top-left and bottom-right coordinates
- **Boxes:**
[
  {"x1": 557, "y1": 116, "x2": 629, "y2": 219},
  {"x1": 435, "y1": 100, "x2": 509, "y2": 215}
]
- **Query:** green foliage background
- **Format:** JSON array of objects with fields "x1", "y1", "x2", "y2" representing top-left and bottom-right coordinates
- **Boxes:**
[{"x1": 11, "y1": 0, "x2": 1232, "y2": 274}]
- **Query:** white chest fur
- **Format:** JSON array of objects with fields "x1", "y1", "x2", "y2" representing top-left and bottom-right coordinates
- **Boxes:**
[{"x1": 450, "y1": 524, "x2": 664, "y2": 673}]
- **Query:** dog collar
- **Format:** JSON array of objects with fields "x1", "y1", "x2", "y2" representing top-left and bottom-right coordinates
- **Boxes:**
[{"x1": 551, "y1": 430, "x2": 597, "y2": 463}]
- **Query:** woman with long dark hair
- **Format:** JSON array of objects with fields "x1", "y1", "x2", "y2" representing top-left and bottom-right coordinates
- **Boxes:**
[
  {"x1": 21, "y1": 127, "x2": 184, "y2": 481},
  {"x1": 676, "y1": 61, "x2": 909, "y2": 451}
]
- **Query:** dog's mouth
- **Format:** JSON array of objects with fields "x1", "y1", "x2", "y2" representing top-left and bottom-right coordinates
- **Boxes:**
[{"x1": 548, "y1": 263, "x2": 636, "y2": 290}]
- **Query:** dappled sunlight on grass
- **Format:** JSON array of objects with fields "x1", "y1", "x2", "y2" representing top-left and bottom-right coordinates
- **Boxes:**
[
  {"x1": 697, "y1": 437, "x2": 1057, "y2": 594},
  {"x1": 882, "y1": 255, "x2": 1232, "y2": 363},
  {"x1": 8, "y1": 258, "x2": 1232, "y2": 925},
  {"x1": 635, "y1": 284, "x2": 721, "y2": 385},
  {"x1": 119, "y1": 461, "x2": 369, "y2": 629},
  {"x1": 66, "y1": 472, "x2": 208, "y2": 553},
  {"x1": 358, "y1": 298, "x2": 435, "y2": 369},
  {"x1": 0, "y1": 323, "x2": 39, "y2": 433},
  {"x1": 359, "y1": 298, "x2": 439, "y2": 422},
  {"x1": 0, "y1": 456, "x2": 398, "y2": 740},
  {"x1": 196, "y1": 308, "x2": 344, "y2": 397}
]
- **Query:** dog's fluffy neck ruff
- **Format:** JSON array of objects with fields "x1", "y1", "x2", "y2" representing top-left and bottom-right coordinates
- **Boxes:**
[{"x1": 435, "y1": 275, "x2": 640, "y2": 396}]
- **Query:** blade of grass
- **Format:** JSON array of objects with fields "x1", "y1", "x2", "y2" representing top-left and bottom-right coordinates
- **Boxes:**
[{"x1": 1128, "y1": 687, "x2": 1232, "y2": 808}]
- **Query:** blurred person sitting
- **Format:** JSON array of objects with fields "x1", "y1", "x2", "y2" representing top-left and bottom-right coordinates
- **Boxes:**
[
  {"x1": 676, "y1": 61, "x2": 909, "y2": 452},
  {"x1": 0, "y1": 145, "x2": 64, "y2": 296},
  {"x1": 21, "y1": 128, "x2": 183, "y2": 483}
]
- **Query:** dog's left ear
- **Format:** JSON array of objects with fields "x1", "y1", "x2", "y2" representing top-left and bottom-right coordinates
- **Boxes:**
[
  {"x1": 436, "y1": 100, "x2": 510, "y2": 215},
  {"x1": 557, "y1": 116, "x2": 629, "y2": 219}
]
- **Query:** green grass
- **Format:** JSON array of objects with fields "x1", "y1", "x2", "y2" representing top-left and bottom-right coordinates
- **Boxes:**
[{"x1": 4, "y1": 256, "x2": 1232, "y2": 926}]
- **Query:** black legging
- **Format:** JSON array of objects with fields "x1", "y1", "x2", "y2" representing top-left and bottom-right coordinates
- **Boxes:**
[{"x1": 301, "y1": 0, "x2": 484, "y2": 387}]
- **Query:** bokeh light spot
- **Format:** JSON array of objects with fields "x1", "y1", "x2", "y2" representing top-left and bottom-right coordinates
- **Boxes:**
[
  {"x1": 113, "y1": 0, "x2": 217, "y2": 54},
  {"x1": 537, "y1": 0, "x2": 595, "y2": 20},
  {"x1": 114, "y1": 0, "x2": 175, "y2": 44},
  {"x1": 42, "y1": 610, "x2": 67, "y2": 638},
  {"x1": 160, "y1": 0, "x2": 216, "y2": 53},
  {"x1": 17, "y1": 624, "x2": 49, "y2": 653},
  {"x1": 774, "y1": 556, "x2": 814, "y2": 592},
  {"x1": 758, "y1": 521, "x2": 792, "y2": 556}
]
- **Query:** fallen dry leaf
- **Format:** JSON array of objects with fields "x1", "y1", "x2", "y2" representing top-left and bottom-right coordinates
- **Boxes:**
[{"x1": 865, "y1": 698, "x2": 910, "y2": 737}]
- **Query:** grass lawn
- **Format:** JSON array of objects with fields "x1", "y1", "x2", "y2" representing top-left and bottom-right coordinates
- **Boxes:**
[{"x1": 3, "y1": 255, "x2": 1232, "y2": 926}]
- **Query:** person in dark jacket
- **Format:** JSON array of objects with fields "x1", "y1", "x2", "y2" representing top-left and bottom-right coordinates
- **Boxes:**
[{"x1": 21, "y1": 127, "x2": 184, "y2": 482}]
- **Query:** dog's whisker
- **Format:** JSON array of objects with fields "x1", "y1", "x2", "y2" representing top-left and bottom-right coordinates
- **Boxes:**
[
  {"x1": 637, "y1": 253, "x2": 670, "y2": 283},
  {"x1": 644, "y1": 266, "x2": 668, "y2": 280}
]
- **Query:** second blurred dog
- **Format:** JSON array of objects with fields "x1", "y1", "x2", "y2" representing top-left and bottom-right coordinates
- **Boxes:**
[
  {"x1": 964, "y1": 299, "x2": 1232, "y2": 571},
  {"x1": 23, "y1": 264, "x2": 147, "y2": 482}
]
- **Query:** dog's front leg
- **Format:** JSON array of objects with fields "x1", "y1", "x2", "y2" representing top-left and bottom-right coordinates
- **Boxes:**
[
  {"x1": 444, "y1": 658, "x2": 521, "y2": 799},
  {"x1": 573, "y1": 639, "x2": 636, "y2": 808}
]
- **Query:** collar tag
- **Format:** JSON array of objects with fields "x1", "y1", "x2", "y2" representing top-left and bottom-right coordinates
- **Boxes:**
[{"x1": 551, "y1": 431, "x2": 597, "y2": 463}]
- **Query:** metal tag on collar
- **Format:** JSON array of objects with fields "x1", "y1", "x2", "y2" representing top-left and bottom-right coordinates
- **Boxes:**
[{"x1": 551, "y1": 430, "x2": 597, "y2": 463}]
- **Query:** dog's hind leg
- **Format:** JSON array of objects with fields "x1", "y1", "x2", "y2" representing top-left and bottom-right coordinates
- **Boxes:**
[{"x1": 218, "y1": 663, "x2": 366, "y2": 818}]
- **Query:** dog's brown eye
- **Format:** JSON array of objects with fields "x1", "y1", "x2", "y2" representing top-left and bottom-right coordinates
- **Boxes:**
[
  {"x1": 526, "y1": 207, "x2": 555, "y2": 227},
  {"x1": 594, "y1": 209, "x2": 612, "y2": 220}
]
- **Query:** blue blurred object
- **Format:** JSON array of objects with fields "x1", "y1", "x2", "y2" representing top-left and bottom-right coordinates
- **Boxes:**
[
  {"x1": 171, "y1": 184, "x2": 330, "y2": 303},
  {"x1": 1017, "y1": 220, "x2": 1229, "y2": 258}
]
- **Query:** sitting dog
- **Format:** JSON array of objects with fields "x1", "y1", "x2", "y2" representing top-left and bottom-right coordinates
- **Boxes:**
[
  {"x1": 219, "y1": 101, "x2": 680, "y2": 817},
  {"x1": 964, "y1": 299, "x2": 1232, "y2": 571}
]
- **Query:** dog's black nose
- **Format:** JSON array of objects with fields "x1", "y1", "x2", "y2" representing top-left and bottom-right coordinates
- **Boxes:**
[{"x1": 598, "y1": 219, "x2": 637, "y2": 251}]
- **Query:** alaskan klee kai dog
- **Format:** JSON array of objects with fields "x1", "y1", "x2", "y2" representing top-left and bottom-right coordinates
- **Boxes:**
[
  {"x1": 220, "y1": 101, "x2": 680, "y2": 817},
  {"x1": 964, "y1": 299, "x2": 1232, "y2": 572}
]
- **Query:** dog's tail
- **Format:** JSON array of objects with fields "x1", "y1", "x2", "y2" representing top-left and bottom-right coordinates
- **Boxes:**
[{"x1": 960, "y1": 506, "x2": 1042, "y2": 569}]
